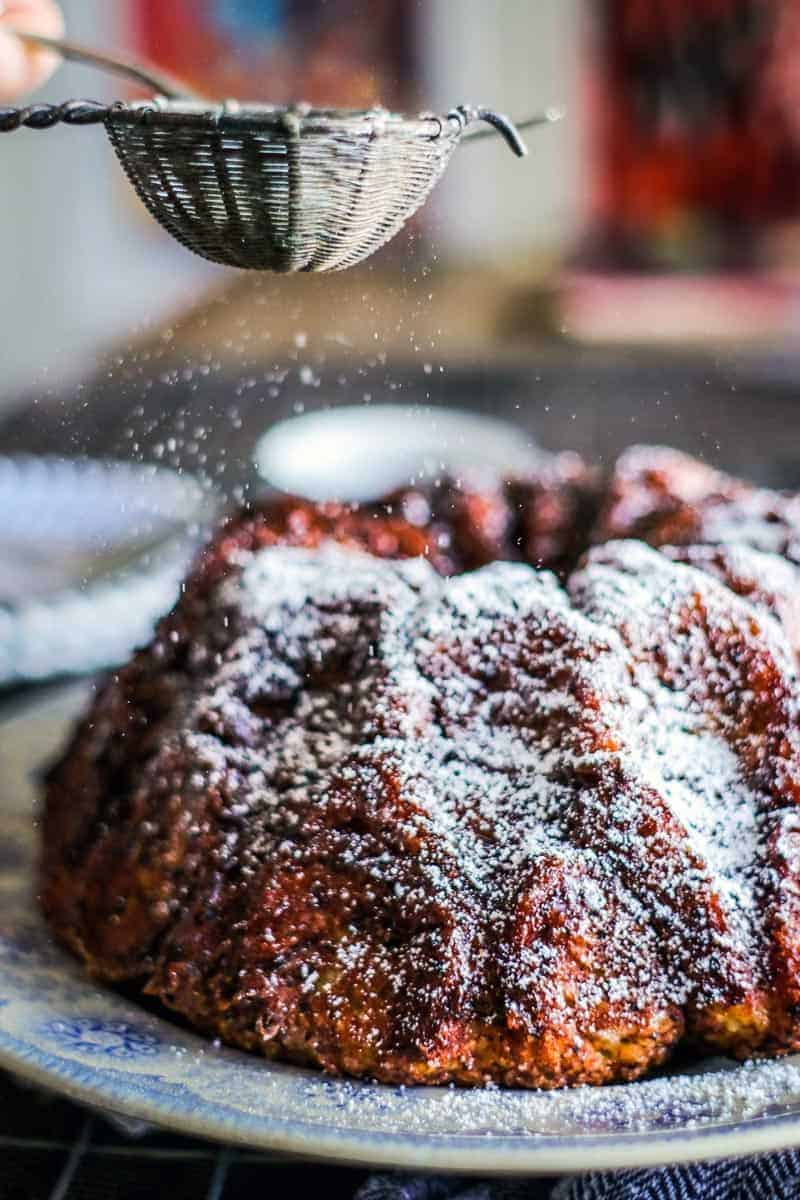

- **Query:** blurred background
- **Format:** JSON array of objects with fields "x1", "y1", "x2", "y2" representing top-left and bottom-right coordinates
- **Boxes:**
[
  {"x1": 6, "y1": 0, "x2": 800, "y2": 400},
  {"x1": 3, "y1": 0, "x2": 800, "y2": 686},
  {"x1": 0, "y1": 0, "x2": 581, "y2": 397}
]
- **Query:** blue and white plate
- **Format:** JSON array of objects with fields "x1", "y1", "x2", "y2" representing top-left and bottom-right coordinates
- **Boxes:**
[{"x1": 4, "y1": 687, "x2": 800, "y2": 1175}]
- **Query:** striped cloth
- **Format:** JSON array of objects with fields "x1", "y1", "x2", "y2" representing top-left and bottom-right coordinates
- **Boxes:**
[{"x1": 357, "y1": 1157, "x2": 800, "y2": 1200}]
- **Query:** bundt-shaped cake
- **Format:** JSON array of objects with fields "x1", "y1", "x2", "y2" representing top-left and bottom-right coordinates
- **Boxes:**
[{"x1": 41, "y1": 445, "x2": 800, "y2": 1088}]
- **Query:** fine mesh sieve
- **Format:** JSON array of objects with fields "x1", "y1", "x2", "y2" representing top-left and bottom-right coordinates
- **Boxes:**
[{"x1": 0, "y1": 29, "x2": 558, "y2": 273}]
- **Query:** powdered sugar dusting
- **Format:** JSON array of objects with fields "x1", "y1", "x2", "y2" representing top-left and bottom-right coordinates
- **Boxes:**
[
  {"x1": 36, "y1": 442, "x2": 800, "y2": 1105},
  {"x1": 43, "y1": 525, "x2": 800, "y2": 1089},
  {"x1": 170, "y1": 540, "x2": 800, "y2": 1051}
]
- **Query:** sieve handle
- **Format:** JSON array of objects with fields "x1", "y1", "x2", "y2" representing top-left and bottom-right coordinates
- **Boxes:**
[
  {"x1": 0, "y1": 99, "x2": 114, "y2": 131},
  {"x1": 458, "y1": 105, "x2": 563, "y2": 156},
  {"x1": 5, "y1": 28, "x2": 197, "y2": 100}
]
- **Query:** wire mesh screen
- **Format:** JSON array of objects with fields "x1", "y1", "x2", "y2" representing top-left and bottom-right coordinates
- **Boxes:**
[
  {"x1": 105, "y1": 106, "x2": 462, "y2": 272},
  {"x1": 0, "y1": 1069, "x2": 375, "y2": 1200}
]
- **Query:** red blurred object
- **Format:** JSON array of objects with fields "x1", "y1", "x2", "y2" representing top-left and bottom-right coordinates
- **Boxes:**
[
  {"x1": 580, "y1": 0, "x2": 800, "y2": 272},
  {"x1": 131, "y1": 0, "x2": 412, "y2": 110}
]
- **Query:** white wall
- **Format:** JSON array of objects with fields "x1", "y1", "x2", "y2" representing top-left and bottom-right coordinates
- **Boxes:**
[
  {"x1": 419, "y1": 0, "x2": 581, "y2": 265},
  {"x1": 0, "y1": 0, "x2": 218, "y2": 403}
]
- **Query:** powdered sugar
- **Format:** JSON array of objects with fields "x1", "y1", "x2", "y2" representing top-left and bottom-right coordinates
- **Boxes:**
[
  {"x1": 178, "y1": 539, "x2": 800, "y2": 1035},
  {"x1": 44, "y1": 517, "x2": 800, "y2": 1088}
]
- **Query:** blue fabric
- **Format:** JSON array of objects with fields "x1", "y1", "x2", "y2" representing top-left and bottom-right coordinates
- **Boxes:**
[{"x1": 356, "y1": 1153, "x2": 800, "y2": 1200}]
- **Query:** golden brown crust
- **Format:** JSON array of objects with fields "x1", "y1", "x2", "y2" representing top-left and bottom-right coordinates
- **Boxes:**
[
  {"x1": 594, "y1": 444, "x2": 800, "y2": 562},
  {"x1": 384, "y1": 451, "x2": 600, "y2": 577},
  {"x1": 41, "y1": 448, "x2": 800, "y2": 1088},
  {"x1": 593, "y1": 444, "x2": 800, "y2": 657}
]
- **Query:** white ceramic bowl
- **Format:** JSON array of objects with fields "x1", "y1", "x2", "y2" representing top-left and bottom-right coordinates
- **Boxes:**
[
  {"x1": 0, "y1": 456, "x2": 215, "y2": 684},
  {"x1": 254, "y1": 404, "x2": 536, "y2": 502}
]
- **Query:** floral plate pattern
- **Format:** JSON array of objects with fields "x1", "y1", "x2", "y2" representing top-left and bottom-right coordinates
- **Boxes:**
[{"x1": 4, "y1": 685, "x2": 800, "y2": 1175}]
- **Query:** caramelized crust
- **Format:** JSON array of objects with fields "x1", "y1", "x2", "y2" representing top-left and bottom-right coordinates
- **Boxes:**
[
  {"x1": 42, "y1": 454, "x2": 800, "y2": 1086},
  {"x1": 384, "y1": 450, "x2": 600, "y2": 577},
  {"x1": 595, "y1": 444, "x2": 800, "y2": 561},
  {"x1": 594, "y1": 444, "x2": 800, "y2": 657}
]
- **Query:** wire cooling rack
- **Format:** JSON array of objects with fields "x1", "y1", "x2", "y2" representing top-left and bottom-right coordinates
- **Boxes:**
[{"x1": 0, "y1": 1070, "x2": 372, "y2": 1200}]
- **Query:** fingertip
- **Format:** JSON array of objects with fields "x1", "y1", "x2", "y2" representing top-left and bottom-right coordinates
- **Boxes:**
[
  {"x1": 0, "y1": 0, "x2": 65, "y2": 38},
  {"x1": 0, "y1": 30, "x2": 33, "y2": 102},
  {"x1": 0, "y1": 1, "x2": 64, "y2": 102}
]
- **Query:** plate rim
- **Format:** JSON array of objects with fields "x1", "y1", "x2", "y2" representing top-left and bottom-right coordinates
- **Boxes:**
[{"x1": 5, "y1": 1032, "x2": 800, "y2": 1175}]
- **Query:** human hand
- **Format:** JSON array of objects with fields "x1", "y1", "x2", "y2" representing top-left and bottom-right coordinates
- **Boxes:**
[{"x1": 0, "y1": 1, "x2": 64, "y2": 103}]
